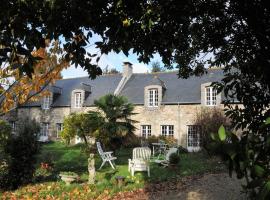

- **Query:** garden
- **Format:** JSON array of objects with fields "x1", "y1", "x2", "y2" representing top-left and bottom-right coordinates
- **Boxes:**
[{"x1": 0, "y1": 141, "x2": 225, "y2": 200}]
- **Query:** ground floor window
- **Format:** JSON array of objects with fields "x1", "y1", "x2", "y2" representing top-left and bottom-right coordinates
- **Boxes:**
[
  {"x1": 187, "y1": 125, "x2": 201, "y2": 151},
  {"x1": 56, "y1": 123, "x2": 63, "y2": 138},
  {"x1": 41, "y1": 123, "x2": 49, "y2": 137},
  {"x1": 141, "y1": 125, "x2": 151, "y2": 138},
  {"x1": 161, "y1": 125, "x2": 174, "y2": 137}
]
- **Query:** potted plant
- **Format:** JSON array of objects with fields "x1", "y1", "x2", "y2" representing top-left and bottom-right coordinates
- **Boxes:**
[
  {"x1": 169, "y1": 153, "x2": 180, "y2": 169},
  {"x1": 59, "y1": 171, "x2": 79, "y2": 185}
]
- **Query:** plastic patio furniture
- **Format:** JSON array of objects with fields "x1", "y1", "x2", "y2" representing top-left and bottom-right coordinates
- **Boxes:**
[
  {"x1": 154, "y1": 147, "x2": 178, "y2": 167},
  {"x1": 128, "y1": 147, "x2": 151, "y2": 177},
  {"x1": 96, "y1": 142, "x2": 117, "y2": 170}
]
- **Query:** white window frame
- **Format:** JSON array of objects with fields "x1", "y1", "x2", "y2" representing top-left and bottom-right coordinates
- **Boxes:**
[
  {"x1": 41, "y1": 123, "x2": 49, "y2": 137},
  {"x1": 74, "y1": 92, "x2": 82, "y2": 108},
  {"x1": 141, "y1": 125, "x2": 151, "y2": 138},
  {"x1": 205, "y1": 86, "x2": 217, "y2": 106},
  {"x1": 42, "y1": 95, "x2": 50, "y2": 109},
  {"x1": 148, "y1": 88, "x2": 158, "y2": 107},
  {"x1": 56, "y1": 123, "x2": 63, "y2": 138},
  {"x1": 10, "y1": 121, "x2": 16, "y2": 134},
  {"x1": 187, "y1": 125, "x2": 202, "y2": 152},
  {"x1": 161, "y1": 125, "x2": 174, "y2": 137}
]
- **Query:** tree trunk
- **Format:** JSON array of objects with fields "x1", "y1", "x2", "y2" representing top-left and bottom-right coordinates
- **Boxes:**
[{"x1": 88, "y1": 153, "x2": 95, "y2": 184}]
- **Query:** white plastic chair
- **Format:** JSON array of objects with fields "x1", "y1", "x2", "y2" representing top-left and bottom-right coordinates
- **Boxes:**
[
  {"x1": 154, "y1": 147, "x2": 178, "y2": 167},
  {"x1": 96, "y1": 142, "x2": 117, "y2": 169},
  {"x1": 128, "y1": 147, "x2": 151, "y2": 177}
]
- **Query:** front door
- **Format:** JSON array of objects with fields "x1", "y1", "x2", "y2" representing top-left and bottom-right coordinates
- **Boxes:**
[{"x1": 187, "y1": 125, "x2": 201, "y2": 152}]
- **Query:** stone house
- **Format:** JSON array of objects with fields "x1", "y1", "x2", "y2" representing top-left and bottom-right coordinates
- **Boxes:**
[{"x1": 4, "y1": 62, "x2": 228, "y2": 152}]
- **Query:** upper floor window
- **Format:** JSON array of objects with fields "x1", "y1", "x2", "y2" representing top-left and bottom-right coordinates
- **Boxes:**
[
  {"x1": 161, "y1": 125, "x2": 174, "y2": 137},
  {"x1": 206, "y1": 87, "x2": 217, "y2": 106},
  {"x1": 56, "y1": 123, "x2": 63, "y2": 138},
  {"x1": 74, "y1": 92, "x2": 82, "y2": 108},
  {"x1": 42, "y1": 96, "x2": 50, "y2": 109},
  {"x1": 141, "y1": 125, "x2": 151, "y2": 138},
  {"x1": 148, "y1": 89, "x2": 158, "y2": 107}
]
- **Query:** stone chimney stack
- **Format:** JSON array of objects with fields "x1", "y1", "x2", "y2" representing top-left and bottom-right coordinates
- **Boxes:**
[{"x1": 122, "y1": 61, "x2": 133, "y2": 78}]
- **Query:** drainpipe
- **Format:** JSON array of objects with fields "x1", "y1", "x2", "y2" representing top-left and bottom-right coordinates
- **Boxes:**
[{"x1": 177, "y1": 96, "x2": 181, "y2": 146}]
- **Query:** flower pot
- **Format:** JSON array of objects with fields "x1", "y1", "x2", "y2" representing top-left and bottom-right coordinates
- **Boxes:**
[{"x1": 60, "y1": 174, "x2": 78, "y2": 185}]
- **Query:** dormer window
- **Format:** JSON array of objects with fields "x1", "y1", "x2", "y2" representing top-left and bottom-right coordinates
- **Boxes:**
[
  {"x1": 74, "y1": 92, "x2": 82, "y2": 108},
  {"x1": 206, "y1": 86, "x2": 217, "y2": 106},
  {"x1": 148, "y1": 89, "x2": 158, "y2": 107},
  {"x1": 42, "y1": 95, "x2": 50, "y2": 109}
]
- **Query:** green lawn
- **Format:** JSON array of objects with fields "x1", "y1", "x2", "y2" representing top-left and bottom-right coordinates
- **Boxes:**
[{"x1": 0, "y1": 141, "x2": 225, "y2": 199}]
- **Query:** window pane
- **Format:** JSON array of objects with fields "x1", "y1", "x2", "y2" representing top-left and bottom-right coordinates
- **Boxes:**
[
  {"x1": 75, "y1": 92, "x2": 82, "y2": 108},
  {"x1": 187, "y1": 125, "x2": 202, "y2": 147},
  {"x1": 148, "y1": 89, "x2": 158, "y2": 107},
  {"x1": 161, "y1": 125, "x2": 174, "y2": 137},
  {"x1": 141, "y1": 125, "x2": 151, "y2": 138}
]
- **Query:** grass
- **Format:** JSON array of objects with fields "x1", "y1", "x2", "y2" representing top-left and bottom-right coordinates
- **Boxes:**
[{"x1": 0, "y1": 141, "x2": 225, "y2": 199}]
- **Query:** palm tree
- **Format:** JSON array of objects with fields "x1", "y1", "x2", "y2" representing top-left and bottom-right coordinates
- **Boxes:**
[{"x1": 93, "y1": 94, "x2": 137, "y2": 148}]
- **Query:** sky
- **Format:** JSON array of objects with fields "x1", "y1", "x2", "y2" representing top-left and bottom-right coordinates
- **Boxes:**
[{"x1": 61, "y1": 34, "x2": 163, "y2": 79}]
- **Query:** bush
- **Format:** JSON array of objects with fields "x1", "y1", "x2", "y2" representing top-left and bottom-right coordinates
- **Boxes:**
[
  {"x1": 0, "y1": 120, "x2": 12, "y2": 189},
  {"x1": 193, "y1": 108, "x2": 231, "y2": 152},
  {"x1": 0, "y1": 118, "x2": 40, "y2": 190},
  {"x1": 121, "y1": 133, "x2": 141, "y2": 148},
  {"x1": 169, "y1": 153, "x2": 180, "y2": 165}
]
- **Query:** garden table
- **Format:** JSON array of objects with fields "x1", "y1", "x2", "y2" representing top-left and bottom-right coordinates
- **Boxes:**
[{"x1": 152, "y1": 143, "x2": 168, "y2": 156}]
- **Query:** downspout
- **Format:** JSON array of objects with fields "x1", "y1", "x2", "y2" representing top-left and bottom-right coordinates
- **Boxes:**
[{"x1": 177, "y1": 96, "x2": 181, "y2": 146}]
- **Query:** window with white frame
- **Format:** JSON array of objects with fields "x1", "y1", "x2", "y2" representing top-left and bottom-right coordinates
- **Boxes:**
[
  {"x1": 148, "y1": 89, "x2": 158, "y2": 107},
  {"x1": 40, "y1": 123, "x2": 49, "y2": 137},
  {"x1": 42, "y1": 95, "x2": 50, "y2": 109},
  {"x1": 10, "y1": 121, "x2": 16, "y2": 134},
  {"x1": 187, "y1": 125, "x2": 202, "y2": 148},
  {"x1": 161, "y1": 125, "x2": 174, "y2": 137},
  {"x1": 141, "y1": 125, "x2": 151, "y2": 138},
  {"x1": 56, "y1": 123, "x2": 63, "y2": 138},
  {"x1": 206, "y1": 86, "x2": 217, "y2": 106},
  {"x1": 74, "y1": 92, "x2": 82, "y2": 108}
]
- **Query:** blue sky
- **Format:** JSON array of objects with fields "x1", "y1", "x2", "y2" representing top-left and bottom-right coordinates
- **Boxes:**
[{"x1": 61, "y1": 34, "x2": 163, "y2": 78}]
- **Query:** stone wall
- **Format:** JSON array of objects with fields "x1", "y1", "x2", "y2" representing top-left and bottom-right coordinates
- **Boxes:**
[{"x1": 3, "y1": 103, "x2": 227, "y2": 148}]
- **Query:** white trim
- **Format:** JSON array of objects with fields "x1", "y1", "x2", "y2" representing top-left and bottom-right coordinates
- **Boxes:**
[
  {"x1": 160, "y1": 125, "x2": 174, "y2": 137},
  {"x1": 148, "y1": 89, "x2": 158, "y2": 107},
  {"x1": 141, "y1": 125, "x2": 151, "y2": 138},
  {"x1": 56, "y1": 123, "x2": 63, "y2": 138},
  {"x1": 187, "y1": 125, "x2": 201, "y2": 152},
  {"x1": 205, "y1": 86, "x2": 217, "y2": 106},
  {"x1": 42, "y1": 96, "x2": 50, "y2": 109},
  {"x1": 74, "y1": 92, "x2": 82, "y2": 108}
]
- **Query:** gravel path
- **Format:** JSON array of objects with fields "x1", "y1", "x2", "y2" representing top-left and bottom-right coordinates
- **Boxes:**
[
  {"x1": 112, "y1": 173, "x2": 247, "y2": 200},
  {"x1": 163, "y1": 173, "x2": 247, "y2": 200}
]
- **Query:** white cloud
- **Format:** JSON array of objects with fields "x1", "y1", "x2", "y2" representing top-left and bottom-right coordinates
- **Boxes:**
[{"x1": 132, "y1": 63, "x2": 149, "y2": 73}]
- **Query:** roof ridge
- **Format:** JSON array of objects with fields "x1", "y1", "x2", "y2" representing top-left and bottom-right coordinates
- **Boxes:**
[{"x1": 61, "y1": 73, "x2": 121, "y2": 80}]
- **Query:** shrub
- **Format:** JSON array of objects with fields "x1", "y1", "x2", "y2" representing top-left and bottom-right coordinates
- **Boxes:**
[
  {"x1": 0, "y1": 120, "x2": 12, "y2": 188},
  {"x1": 169, "y1": 153, "x2": 180, "y2": 165},
  {"x1": 121, "y1": 133, "x2": 141, "y2": 148},
  {"x1": 1, "y1": 118, "x2": 40, "y2": 190},
  {"x1": 193, "y1": 108, "x2": 231, "y2": 152}
]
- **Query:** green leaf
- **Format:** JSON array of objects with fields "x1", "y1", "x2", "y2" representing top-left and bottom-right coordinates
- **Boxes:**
[
  {"x1": 265, "y1": 117, "x2": 270, "y2": 125},
  {"x1": 218, "y1": 125, "x2": 226, "y2": 141},
  {"x1": 259, "y1": 181, "x2": 270, "y2": 199},
  {"x1": 254, "y1": 165, "x2": 265, "y2": 177}
]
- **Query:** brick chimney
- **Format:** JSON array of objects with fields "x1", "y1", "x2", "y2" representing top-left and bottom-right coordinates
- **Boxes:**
[{"x1": 122, "y1": 61, "x2": 133, "y2": 78}]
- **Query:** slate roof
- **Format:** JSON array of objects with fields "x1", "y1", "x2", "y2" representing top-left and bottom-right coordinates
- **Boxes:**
[
  {"x1": 120, "y1": 69, "x2": 224, "y2": 104},
  {"x1": 21, "y1": 68, "x2": 227, "y2": 107},
  {"x1": 22, "y1": 74, "x2": 122, "y2": 107}
]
